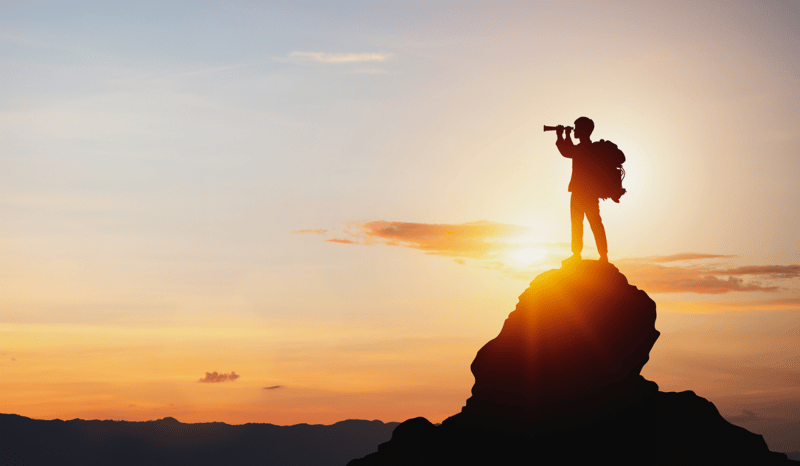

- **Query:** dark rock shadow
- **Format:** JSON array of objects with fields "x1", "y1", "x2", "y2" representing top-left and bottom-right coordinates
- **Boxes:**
[{"x1": 349, "y1": 261, "x2": 796, "y2": 465}]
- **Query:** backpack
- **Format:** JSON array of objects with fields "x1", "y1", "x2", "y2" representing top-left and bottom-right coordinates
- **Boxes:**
[{"x1": 593, "y1": 139, "x2": 626, "y2": 203}]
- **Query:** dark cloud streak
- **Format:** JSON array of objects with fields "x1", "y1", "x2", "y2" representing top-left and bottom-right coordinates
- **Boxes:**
[{"x1": 198, "y1": 371, "x2": 240, "y2": 383}]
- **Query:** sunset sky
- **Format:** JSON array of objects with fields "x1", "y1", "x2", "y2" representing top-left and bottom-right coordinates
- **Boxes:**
[{"x1": 2, "y1": 0, "x2": 799, "y2": 449}]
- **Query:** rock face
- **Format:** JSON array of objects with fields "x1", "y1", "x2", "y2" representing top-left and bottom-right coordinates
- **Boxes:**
[
  {"x1": 465, "y1": 260, "x2": 659, "y2": 423},
  {"x1": 349, "y1": 261, "x2": 795, "y2": 465}
]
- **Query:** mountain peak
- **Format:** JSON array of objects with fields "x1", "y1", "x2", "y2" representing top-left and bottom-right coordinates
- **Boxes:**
[
  {"x1": 349, "y1": 264, "x2": 795, "y2": 465},
  {"x1": 464, "y1": 260, "x2": 659, "y2": 424}
]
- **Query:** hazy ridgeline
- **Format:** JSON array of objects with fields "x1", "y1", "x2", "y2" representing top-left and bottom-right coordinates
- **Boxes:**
[{"x1": 0, "y1": 414, "x2": 398, "y2": 466}]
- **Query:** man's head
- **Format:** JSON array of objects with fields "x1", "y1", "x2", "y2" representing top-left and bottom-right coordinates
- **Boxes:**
[{"x1": 573, "y1": 116, "x2": 594, "y2": 141}]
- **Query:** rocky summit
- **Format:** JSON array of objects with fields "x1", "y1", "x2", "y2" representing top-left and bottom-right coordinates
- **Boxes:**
[
  {"x1": 349, "y1": 261, "x2": 795, "y2": 465},
  {"x1": 465, "y1": 260, "x2": 659, "y2": 424}
]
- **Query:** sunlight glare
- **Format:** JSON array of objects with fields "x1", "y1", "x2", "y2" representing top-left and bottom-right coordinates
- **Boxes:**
[{"x1": 508, "y1": 247, "x2": 548, "y2": 266}]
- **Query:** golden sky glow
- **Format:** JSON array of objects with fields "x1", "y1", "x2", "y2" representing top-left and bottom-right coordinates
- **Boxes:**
[{"x1": 1, "y1": 1, "x2": 799, "y2": 446}]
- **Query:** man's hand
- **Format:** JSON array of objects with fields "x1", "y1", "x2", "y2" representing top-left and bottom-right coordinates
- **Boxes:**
[{"x1": 556, "y1": 125, "x2": 573, "y2": 141}]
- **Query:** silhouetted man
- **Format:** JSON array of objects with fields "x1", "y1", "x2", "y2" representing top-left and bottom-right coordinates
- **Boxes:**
[{"x1": 555, "y1": 117, "x2": 608, "y2": 264}]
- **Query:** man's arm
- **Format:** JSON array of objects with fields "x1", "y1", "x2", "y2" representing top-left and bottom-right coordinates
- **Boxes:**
[{"x1": 555, "y1": 126, "x2": 575, "y2": 158}]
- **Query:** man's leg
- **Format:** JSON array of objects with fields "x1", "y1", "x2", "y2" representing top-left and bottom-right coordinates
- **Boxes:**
[
  {"x1": 583, "y1": 197, "x2": 608, "y2": 261},
  {"x1": 570, "y1": 193, "x2": 584, "y2": 256}
]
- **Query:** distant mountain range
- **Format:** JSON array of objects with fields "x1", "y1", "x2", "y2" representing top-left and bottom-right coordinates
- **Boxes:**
[
  {"x1": 0, "y1": 413, "x2": 398, "y2": 466},
  {"x1": 2, "y1": 412, "x2": 797, "y2": 465}
]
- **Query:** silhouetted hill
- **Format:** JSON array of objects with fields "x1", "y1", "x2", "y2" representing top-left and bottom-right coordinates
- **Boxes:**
[
  {"x1": 466, "y1": 260, "x2": 659, "y2": 424},
  {"x1": 349, "y1": 261, "x2": 797, "y2": 465},
  {"x1": 0, "y1": 413, "x2": 398, "y2": 466},
  {"x1": 723, "y1": 412, "x2": 800, "y2": 454}
]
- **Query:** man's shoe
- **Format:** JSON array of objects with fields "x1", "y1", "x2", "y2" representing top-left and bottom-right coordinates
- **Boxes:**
[
  {"x1": 599, "y1": 254, "x2": 609, "y2": 264},
  {"x1": 562, "y1": 254, "x2": 581, "y2": 266}
]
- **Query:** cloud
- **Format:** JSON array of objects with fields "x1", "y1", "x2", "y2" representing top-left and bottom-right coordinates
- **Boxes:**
[
  {"x1": 657, "y1": 298, "x2": 800, "y2": 313},
  {"x1": 197, "y1": 371, "x2": 240, "y2": 383},
  {"x1": 633, "y1": 253, "x2": 736, "y2": 263},
  {"x1": 728, "y1": 410, "x2": 762, "y2": 421},
  {"x1": 263, "y1": 385, "x2": 284, "y2": 390},
  {"x1": 292, "y1": 229, "x2": 328, "y2": 235},
  {"x1": 327, "y1": 238, "x2": 357, "y2": 244},
  {"x1": 299, "y1": 219, "x2": 799, "y2": 292},
  {"x1": 343, "y1": 68, "x2": 390, "y2": 75},
  {"x1": 617, "y1": 255, "x2": 799, "y2": 294},
  {"x1": 280, "y1": 51, "x2": 392, "y2": 64},
  {"x1": 713, "y1": 265, "x2": 800, "y2": 278},
  {"x1": 357, "y1": 220, "x2": 536, "y2": 259},
  {"x1": 297, "y1": 220, "x2": 555, "y2": 259},
  {"x1": 616, "y1": 261, "x2": 779, "y2": 294},
  {"x1": 296, "y1": 219, "x2": 558, "y2": 279}
]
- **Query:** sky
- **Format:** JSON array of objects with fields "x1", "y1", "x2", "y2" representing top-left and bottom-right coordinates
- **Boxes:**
[{"x1": 1, "y1": 0, "x2": 799, "y2": 451}]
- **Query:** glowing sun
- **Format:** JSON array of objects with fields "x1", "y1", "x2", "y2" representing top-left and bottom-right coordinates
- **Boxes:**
[{"x1": 508, "y1": 247, "x2": 548, "y2": 266}]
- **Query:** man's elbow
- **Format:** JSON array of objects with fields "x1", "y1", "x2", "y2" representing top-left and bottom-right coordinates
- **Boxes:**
[{"x1": 555, "y1": 144, "x2": 572, "y2": 158}]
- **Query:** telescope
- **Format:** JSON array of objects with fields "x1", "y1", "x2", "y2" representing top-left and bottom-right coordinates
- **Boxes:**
[{"x1": 543, "y1": 125, "x2": 573, "y2": 132}]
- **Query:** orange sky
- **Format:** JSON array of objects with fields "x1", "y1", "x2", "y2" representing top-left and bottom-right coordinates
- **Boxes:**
[{"x1": 1, "y1": 1, "x2": 799, "y2": 447}]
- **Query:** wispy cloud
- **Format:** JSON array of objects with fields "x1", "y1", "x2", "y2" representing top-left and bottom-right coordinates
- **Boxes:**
[
  {"x1": 658, "y1": 298, "x2": 800, "y2": 313},
  {"x1": 298, "y1": 220, "x2": 799, "y2": 294},
  {"x1": 292, "y1": 229, "x2": 328, "y2": 235},
  {"x1": 617, "y1": 256, "x2": 799, "y2": 294},
  {"x1": 633, "y1": 253, "x2": 735, "y2": 263},
  {"x1": 356, "y1": 220, "x2": 536, "y2": 259},
  {"x1": 198, "y1": 371, "x2": 240, "y2": 383},
  {"x1": 280, "y1": 51, "x2": 392, "y2": 64},
  {"x1": 343, "y1": 68, "x2": 390, "y2": 75},
  {"x1": 263, "y1": 385, "x2": 284, "y2": 390},
  {"x1": 297, "y1": 220, "x2": 540, "y2": 258},
  {"x1": 713, "y1": 265, "x2": 800, "y2": 278},
  {"x1": 616, "y1": 260, "x2": 779, "y2": 294},
  {"x1": 728, "y1": 409, "x2": 763, "y2": 421},
  {"x1": 296, "y1": 220, "x2": 564, "y2": 277},
  {"x1": 327, "y1": 238, "x2": 357, "y2": 244}
]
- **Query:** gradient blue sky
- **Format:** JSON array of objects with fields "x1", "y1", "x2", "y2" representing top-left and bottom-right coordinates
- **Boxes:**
[{"x1": 1, "y1": 0, "x2": 799, "y2": 450}]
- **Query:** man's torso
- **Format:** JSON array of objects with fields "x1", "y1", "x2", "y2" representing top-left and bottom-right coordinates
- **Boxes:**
[{"x1": 557, "y1": 140, "x2": 602, "y2": 196}]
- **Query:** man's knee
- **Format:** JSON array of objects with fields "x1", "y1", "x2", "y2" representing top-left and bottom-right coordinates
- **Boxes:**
[{"x1": 586, "y1": 211, "x2": 602, "y2": 224}]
